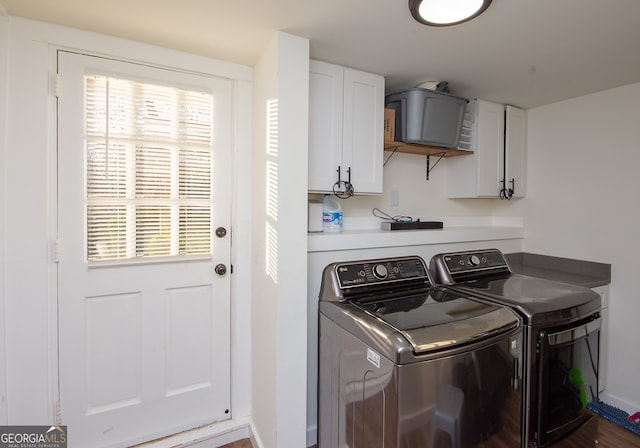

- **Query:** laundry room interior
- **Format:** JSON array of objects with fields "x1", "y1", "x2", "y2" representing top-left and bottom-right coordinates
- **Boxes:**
[{"x1": 1, "y1": 1, "x2": 640, "y2": 448}]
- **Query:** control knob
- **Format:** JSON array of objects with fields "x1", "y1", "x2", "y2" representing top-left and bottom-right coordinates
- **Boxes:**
[
  {"x1": 469, "y1": 255, "x2": 481, "y2": 267},
  {"x1": 372, "y1": 264, "x2": 388, "y2": 279}
]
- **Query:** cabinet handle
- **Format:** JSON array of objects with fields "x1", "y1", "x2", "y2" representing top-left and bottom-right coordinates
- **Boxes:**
[
  {"x1": 500, "y1": 178, "x2": 514, "y2": 200},
  {"x1": 333, "y1": 165, "x2": 354, "y2": 198}
]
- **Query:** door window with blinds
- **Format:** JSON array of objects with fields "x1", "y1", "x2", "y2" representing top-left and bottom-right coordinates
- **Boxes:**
[{"x1": 85, "y1": 74, "x2": 214, "y2": 261}]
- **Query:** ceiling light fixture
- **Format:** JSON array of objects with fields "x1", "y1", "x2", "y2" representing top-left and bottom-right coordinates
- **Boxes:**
[{"x1": 409, "y1": 0, "x2": 492, "y2": 27}]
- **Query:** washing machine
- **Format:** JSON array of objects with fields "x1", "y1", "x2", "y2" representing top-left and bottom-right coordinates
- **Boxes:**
[{"x1": 318, "y1": 255, "x2": 524, "y2": 448}]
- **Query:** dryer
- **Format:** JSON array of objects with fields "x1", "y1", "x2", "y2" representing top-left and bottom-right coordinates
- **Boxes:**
[{"x1": 430, "y1": 249, "x2": 601, "y2": 448}]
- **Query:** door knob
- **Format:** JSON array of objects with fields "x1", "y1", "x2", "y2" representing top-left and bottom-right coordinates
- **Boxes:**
[
  {"x1": 215, "y1": 227, "x2": 227, "y2": 238},
  {"x1": 215, "y1": 264, "x2": 227, "y2": 276}
]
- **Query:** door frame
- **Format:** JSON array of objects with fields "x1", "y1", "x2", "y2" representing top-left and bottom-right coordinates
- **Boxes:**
[
  {"x1": 1, "y1": 18, "x2": 252, "y2": 435},
  {"x1": 46, "y1": 42, "x2": 253, "y2": 437}
]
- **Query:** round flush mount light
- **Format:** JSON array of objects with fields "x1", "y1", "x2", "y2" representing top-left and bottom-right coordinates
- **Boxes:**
[{"x1": 409, "y1": 0, "x2": 492, "y2": 27}]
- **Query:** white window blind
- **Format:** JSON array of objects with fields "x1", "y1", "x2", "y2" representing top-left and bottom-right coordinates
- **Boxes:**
[{"x1": 85, "y1": 74, "x2": 213, "y2": 261}]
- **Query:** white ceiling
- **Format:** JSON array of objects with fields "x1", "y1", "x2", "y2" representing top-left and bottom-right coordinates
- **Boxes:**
[{"x1": 1, "y1": 0, "x2": 640, "y2": 109}]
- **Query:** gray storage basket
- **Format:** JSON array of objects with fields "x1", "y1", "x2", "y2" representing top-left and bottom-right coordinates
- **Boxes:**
[{"x1": 386, "y1": 88, "x2": 469, "y2": 148}]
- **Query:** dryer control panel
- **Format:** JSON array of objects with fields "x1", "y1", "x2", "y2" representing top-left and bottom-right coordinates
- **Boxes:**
[
  {"x1": 430, "y1": 249, "x2": 512, "y2": 284},
  {"x1": 444, "y1": 250, "x2": 508, "y2": 273}
]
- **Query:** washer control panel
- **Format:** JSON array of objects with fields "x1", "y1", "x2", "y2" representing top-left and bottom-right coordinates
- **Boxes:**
[{"x1": 335, "y1": 256, "x2": 430, "y2": 288}]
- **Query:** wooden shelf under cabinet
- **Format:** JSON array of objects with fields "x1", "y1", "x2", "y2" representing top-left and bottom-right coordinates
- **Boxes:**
[{"x1": 384, "y1": 140, "x2": 472, "y2": 157}]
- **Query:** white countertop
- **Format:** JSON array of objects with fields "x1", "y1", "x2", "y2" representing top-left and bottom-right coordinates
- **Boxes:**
[{"x1": 308, "y1": 216, "x2": 524, "y2": 252}]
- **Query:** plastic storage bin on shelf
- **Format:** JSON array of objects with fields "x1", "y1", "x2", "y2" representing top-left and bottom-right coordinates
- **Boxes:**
[{"x1": 386, "y1": 88, "x2": 469, "y2": 148}]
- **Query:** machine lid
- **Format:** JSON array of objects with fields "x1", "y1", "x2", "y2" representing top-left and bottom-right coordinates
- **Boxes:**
[
  {"x1": 451, "y1": 274, "x2": 602, "y2": 323},
  {"x1": 429, "y1": 249, "x2": 602, "y2": 325},
  {"x1": 354, "y1": 288, "x2": 520, "y2": 354}
]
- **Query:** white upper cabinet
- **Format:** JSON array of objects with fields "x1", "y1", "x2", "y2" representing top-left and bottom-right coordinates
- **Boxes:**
[
  {"x1": 505, "y1": 105, "x2": 527, "y2": 198},
  {"x1": 308, "y1": 60, "x2": 384, "y2": 195},
  {"x1": 447, "y1": 99, "x2": 527, "y2": 198}
]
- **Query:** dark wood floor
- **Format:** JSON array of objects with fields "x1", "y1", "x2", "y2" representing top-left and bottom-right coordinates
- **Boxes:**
[
  {"x1": 220, "y1": 415, "x2": 640, "y2": 447},
  {"x1": 595, "y1": 415, "x2": 640, "y2": 448}
]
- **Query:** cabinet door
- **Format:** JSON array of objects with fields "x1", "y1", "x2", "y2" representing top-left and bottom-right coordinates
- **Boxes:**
[
  {"x1": 476, "y1": 100, "x2": 505, "y2": 197},
  {"x1": 342, "y1": 68, "x2": 384, "y2": 194},
  {"x1": 448, "y1": 100, "x2": 527, "y2": 199},
  {"x1": 505, "y1": 105, "x2": 527, "y2": 198},
  {"x1": 308, "y1": 61, "x2": 344, "y2": 192},
  {"x1": 448, "y1": 99, "x2": 504, "y2": 198}
]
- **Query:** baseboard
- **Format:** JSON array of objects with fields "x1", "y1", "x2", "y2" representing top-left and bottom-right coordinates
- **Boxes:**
[
  {"x1": 599, "y1": 391, "x2": 640, "y2": 414},
  {"x1": 247, "y1": 420, "x2": 265, "y2": 448},
  {"x1": 306, "y1": 425, "x2": 317, "y2": 448}
]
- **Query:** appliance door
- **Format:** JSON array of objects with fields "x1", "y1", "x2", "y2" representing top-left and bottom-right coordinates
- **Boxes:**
[
  {"x1": 397, "y1": 329, "x2": 524, "y2": 448},
  {"x1": 354, "y1": 289, "x2": 519, "y2": 356},
  {"x1": 536, "y1": 314, "x2": 600, "y2": 447},
  {"x1": 319, "y1": 307, "x2": 524, "y2": 448}
]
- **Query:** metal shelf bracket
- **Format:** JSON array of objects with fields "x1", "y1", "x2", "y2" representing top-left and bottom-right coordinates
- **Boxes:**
[
  {"x1": 384, "y1": 142, "x2": 452, "y2": 180},
  {"x1": 426, "y1": 152, "x2": 446, "y2": 180}
]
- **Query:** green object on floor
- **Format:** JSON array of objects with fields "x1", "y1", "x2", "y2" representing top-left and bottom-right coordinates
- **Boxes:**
[{"x1": 569, "y1": 368, "x2": 587, "y2": 408}]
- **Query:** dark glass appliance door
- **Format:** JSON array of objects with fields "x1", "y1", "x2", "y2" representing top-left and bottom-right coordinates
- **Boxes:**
[
  {"x1": 355, "y1": 289, "x2": 519, "y2": 355},
  {"x1": 537, "y1": 314, "x2": 600, "y2": 447}
]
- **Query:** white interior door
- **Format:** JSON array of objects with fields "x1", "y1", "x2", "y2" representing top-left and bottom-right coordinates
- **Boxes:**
[{"x1": 57, "y1": 51, "x2": 232, "y2": 447}]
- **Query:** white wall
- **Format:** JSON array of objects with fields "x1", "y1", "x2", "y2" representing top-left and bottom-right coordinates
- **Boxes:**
[
  {"x1": 3, "y1": 17, "x2": 56, "y2": 424},
  {"x1": 339, "y1": 151, "x2": 524, "y2": 223},
  {"x1": 1, "y1": 15, "x2": 254, "y2": 434},
  {"x1": 524, "y1": 82, "x2": 640, "y2": 411},
  {"x1": 0, "y1": 14, "x2": 9, "y2": 425},
  {"x1": 251, "y1": 36, "x2": 278, "y2": 448},
  {"x1": 252, "y1": 32, "x2": 309, "y2": 448}
]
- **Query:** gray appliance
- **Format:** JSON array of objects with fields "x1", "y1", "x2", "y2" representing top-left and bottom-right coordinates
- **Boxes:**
[
  {"x1": 429, "y1": 249, "x2": 601, "y2": 448},
  {"x1": 318, "y1": 256, "x2": 524, "y2": 448}
]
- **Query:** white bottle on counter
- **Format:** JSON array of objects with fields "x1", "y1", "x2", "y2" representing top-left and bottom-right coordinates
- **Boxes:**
[{"x1": 322, "y1": 194, "x2": 342, "y2": 232}]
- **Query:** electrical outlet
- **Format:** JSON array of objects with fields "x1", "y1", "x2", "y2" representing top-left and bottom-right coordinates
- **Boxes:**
[{"x1": 390, "y1": 190, "x2": 399, "y2": 207}]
